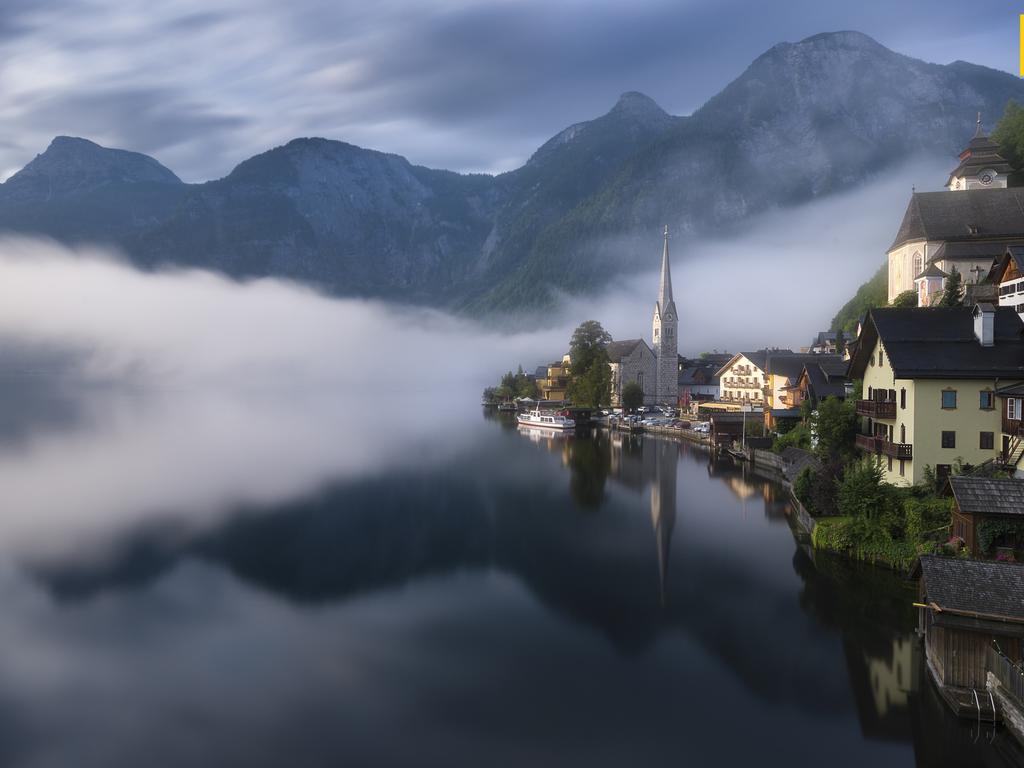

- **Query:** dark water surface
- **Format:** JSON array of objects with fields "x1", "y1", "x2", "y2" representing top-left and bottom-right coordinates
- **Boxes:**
[{"x1": 2, "y1": 395, "x2": 1023, "y2": 767}]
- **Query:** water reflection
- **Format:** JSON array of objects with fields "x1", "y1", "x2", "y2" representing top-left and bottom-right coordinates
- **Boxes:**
[{"x1": 0, "y1": 401, "x2": 1020, "y2": 765}]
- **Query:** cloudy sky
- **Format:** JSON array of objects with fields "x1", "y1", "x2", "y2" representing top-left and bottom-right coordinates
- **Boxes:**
[{"x1": 0, "y1": 0, "x2": 1018, "y2": 182}]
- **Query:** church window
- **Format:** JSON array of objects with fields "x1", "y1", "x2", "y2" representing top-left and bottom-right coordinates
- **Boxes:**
[
  {"x1": 912, "y1": 252, "x2": 923, "y2": 277},
  {"x1": 666, "y1": 327, "x2": 673, "y2": 338},
  {"x1": 637, "y1": 372, "x2": 644, "y2": 390}
]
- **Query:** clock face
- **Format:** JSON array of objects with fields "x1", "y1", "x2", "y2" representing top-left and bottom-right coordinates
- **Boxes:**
[{"x1": 979, "y1": 169, "x2": 995, "y2": 185}]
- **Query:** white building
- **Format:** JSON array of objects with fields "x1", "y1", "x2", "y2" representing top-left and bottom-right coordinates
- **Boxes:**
[{"x1": 887, "y1": 119, "x2": 1024, "y2": 304}]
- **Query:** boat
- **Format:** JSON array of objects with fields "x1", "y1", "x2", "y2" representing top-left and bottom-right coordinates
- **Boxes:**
[
  {"x1": 516, "y1": 408, "x2": 575, "y2": 430},
  {"x1": 497, "y1": 402, "x2": 517, "y2": 412}
]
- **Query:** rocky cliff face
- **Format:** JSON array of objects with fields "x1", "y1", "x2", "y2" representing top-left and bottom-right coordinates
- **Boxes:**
[{"x1": 2, "y1": 32, "x2": 1024, "y2": 312}]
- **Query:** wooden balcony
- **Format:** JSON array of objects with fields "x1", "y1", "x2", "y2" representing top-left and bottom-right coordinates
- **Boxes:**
[
  {"x1": 856, "y1": 399, "x2": 896, "y2": 419},
  {"x1": 855, "y1": 433, "x2": 912, "y2": 459}
]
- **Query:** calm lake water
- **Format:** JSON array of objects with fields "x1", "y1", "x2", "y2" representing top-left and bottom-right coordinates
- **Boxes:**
[{"x1": 1, "y1": 387, "x2": 1023, "y2": 767}]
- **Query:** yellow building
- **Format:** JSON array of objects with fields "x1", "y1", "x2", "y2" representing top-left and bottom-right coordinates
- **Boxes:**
[
  {"x1": 849, "y1": 305, "x2": 1024, "y2": 486},
  {"x1": 538, "y1": 354, "x2": 571, "y2": 401}
]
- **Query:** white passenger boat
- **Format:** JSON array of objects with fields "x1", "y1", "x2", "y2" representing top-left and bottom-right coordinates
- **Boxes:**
[{"x1": 516, "y1": 408, "x2": 575, "y2": 430}]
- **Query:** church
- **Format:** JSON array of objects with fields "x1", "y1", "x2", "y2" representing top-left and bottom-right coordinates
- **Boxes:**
[
  {"x1": 608, "y1": 227, "x2": 679, "y2": 406},
  {"x1": 888, "y1": 116, "x2": 1024, "y2": 307}
]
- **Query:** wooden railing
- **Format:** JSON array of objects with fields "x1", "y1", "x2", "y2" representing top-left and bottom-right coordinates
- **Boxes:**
[
  {"x1": 856, "y1": 399, "x2": 896, "y2": 419},
  {"x1": 988, "y1": 645, "x2": 1024, "y2": 707},
  {"x1": 855, "y1": 433, "x2": 912, "y2": 459}
]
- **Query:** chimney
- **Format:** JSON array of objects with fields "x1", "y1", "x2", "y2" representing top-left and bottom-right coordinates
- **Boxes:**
[{"x1": 973, "y1": 303, "x2": 995, "y2": 346}]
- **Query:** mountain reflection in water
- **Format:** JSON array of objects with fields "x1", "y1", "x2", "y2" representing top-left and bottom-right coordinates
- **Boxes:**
[{"x1": 0, "y1": 399, "x2": 1021, "y2": 767}]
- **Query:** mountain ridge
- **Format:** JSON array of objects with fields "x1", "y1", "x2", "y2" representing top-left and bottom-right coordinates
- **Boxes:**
[{"x1": 2, "y1": 31, "x2": 1023, "y2": 313}]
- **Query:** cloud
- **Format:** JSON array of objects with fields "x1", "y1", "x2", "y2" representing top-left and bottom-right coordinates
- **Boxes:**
[
  {"x1": 0, "y1": 0, "x2": 1012, "y2": 181},
  {"x1": 0, "y1": 153, "x2": 934, "y2": 560}
]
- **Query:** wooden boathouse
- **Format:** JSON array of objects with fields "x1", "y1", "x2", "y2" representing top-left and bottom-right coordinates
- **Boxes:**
[{"x1": 913, "y1": 555, "x2": 1024, "y2": 720}]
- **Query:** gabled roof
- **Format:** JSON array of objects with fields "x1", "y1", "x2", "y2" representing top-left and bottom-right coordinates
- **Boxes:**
[
  {"x1": 678, "y1": 365, "x2": 719, "y2": 386},
  {"x1": 986, "y1": 245, "x2": 1024, "y2": 285},
  {"x1": 801, "y1": 361, "x2": 850, "y2": 401},
  {"x1": 914, "y1": 555, "x2": 1024, "y2": 624},
  {"x1": 944, "y1": 476, "x2": 1024, "y2": 517},
  {"x1": 606, "y1": 338, "x2": 652, "y2": 363},
  {"x1": 889, "y1": 189, "x2": 1024, "y2": 251},
  {"x1": 848, "y1": 306, "x2": 1024, "y2": 380},
  {"x1": 914, "y1": 262, "x2": 947, "y2": 280},
  {"x1": 765, "y1": 352, "x2": 841, "y2": 383}
]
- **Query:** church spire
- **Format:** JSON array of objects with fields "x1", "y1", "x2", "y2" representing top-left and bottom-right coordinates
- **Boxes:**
[
  {"x1": 974, "y1": 111, "x2": 982, "y2": 138},
  {"x1": 658, "y1": 225, "x2": 673, "y2": 310}
]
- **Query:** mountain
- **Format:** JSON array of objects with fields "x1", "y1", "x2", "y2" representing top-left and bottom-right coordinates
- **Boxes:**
[
  {"x1": 473, "y1": 31, "x2": 1024, "y2": 310},
  {"x1": 2, "y1": 31, "x2": 1024, "y2": 312},
  {"x1": 0, "y1": 136, "x2": 185, "y2": 242}
]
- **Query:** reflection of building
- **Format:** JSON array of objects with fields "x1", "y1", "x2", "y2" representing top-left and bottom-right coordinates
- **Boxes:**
[
  {"x1": 649, "y1": 438, "x2": 677, "y2": 604},
  {"x1": 865, "y1": 637, "x2": 915, "y2": 717}
]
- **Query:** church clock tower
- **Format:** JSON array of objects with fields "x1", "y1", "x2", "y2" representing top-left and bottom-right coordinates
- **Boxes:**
[{"x1": 652, "y1": 226, "x2": 678, "y2": 406}]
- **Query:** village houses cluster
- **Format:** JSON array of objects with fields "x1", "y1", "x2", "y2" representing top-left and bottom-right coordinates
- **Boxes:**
[
  {"x1": 530, "y1": 118, "x2": 1024, "y2": 491},
  {"x1": 516, "y1": 120, "x2": 1024, "y2": 731}
]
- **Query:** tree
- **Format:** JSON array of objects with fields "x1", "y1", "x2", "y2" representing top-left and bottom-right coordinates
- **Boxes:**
[
  {"x1": 938, "y1": 267, "x2": 963, "y2": 307},
  {"x1": 569, "y1": 350, "x2": 612, "y2": 407},
  {"x1": 891, "y1": 289, "x2": 917, "y2": 308},
  {"x1": 568, "y1": 320, "x2": 612, "y2": 378},
  {"x1": 830, "y1": 262, "x2": 887, "y2": 334},
  {"x1": 566, "y1": 320, "x2": 613, "y2": 408},
  {"x1": 621, "y1": 381, "x2": 645, "y2": 412},
  {"x1": 812, "y1": 396, "x2": 856, "y2": 463},
  {"x1": 993, "y1": 100, "x2": 1024, "y2": 169}
]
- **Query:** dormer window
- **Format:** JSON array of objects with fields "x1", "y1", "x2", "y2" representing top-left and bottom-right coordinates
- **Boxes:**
[{"x1": 967, "y1": 224, "x2": 979, "y2": 235}]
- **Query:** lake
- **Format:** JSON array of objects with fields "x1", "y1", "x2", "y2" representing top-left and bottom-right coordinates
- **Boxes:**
[{"x1": 0, "y1": 386, "x2": 1021, "y2": 767}]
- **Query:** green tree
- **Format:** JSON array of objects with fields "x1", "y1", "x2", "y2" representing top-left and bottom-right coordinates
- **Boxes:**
[
  {"x1": 812, "y1": 396, "x2": 857, "y2": 463},
  {"x1": 568, "y1": 320, "x2": 612, "y2": 377},
  {"x1": 566, "y1": 320, "x2": 613, "y2": 408},
  {"x1": 938, "y1": 267, "x2": 963, "y2": 307},
  {"x1": 621, "y1": 381, "x2": 645, "y2": 412},
  {"x1": 993, "y1": 100, "x2": 1024, "y2": 168},
  {"x1": 569, "y1": 351, "x2": 612, "y2": 407},
  {"x1": 891, "y1": 289, "x2": 917, "y2": 308},
  {"x1": 830, "y1": 262, "x2": 887, "y2": 334}
]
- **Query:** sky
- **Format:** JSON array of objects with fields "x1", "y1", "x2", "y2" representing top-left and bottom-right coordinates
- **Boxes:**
[{"x1": 0, "y1": 0, "x2": 1019, "y2": 182}]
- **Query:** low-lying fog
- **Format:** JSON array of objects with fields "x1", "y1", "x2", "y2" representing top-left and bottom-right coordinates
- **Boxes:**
[{"x1": 0, "y1": 159, "x2": 943, "y2": 560}]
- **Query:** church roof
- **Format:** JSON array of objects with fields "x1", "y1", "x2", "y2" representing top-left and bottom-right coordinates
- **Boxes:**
[
  {"x1": 889, "y1": 188, "x2": 1024, "y2": 251},
  {"x1": 606, "y1": 338, "x2": 652, "y2": 363},
  {"x1": 930, "y1": 240, "x2": 1014, "y2": 263},
  {"x1": 945, "y1": 129, "x2": 1014, "y2": 186}
]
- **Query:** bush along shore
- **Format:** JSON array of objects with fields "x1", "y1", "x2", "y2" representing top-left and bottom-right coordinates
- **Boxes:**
[{"x1": 773, "y1": 389, "x2": 1004, "y2": 571}]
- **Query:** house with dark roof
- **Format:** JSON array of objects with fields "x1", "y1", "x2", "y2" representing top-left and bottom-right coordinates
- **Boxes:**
[
  {"x1": 677, "y1": 363, "x2": 720, "y2": 410},
  {"x1": 804, "y1": 331, "x2": 846, "y2": 355},
  {"x1": 791, "y1": 358, "x2": 851, "y2": 411},
  {"x1": 944, "y1": 476, "x2": 1024, "y2": 558},
  {"x1": 912, "y1": 555, "x2": 1024, "y2": 721},
  {"x1": 987, "y1": 245, "x2": 1024, "y2": 322},
  {"x1": 764, "y1": 352, "x2": 840, "y2": 424},
  {"x1": 848, "y1": 305, "x2": 1024, "y2": 486},
  {"x1": 606, "y1": 338, "x2": 656, "y2": 407},
  {"x1": 887, "y1": 125, "x2": 1024, "y2": 305}
]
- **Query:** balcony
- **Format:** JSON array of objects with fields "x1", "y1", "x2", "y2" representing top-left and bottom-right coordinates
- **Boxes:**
[
  {"x1": 856, "y1": 399, "x2": 896, "y2": 419},
  {"x1": 855, "y1": 433, "x2": 912, "y2": 459}
]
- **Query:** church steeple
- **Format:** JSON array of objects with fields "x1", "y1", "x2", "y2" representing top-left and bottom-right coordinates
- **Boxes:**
[
  {"x1": 652, "y1": 226, "x2": 679, "y2": 405},
  {"x1": 657, "y1": 225, "x2": 674, "y2": 312}
]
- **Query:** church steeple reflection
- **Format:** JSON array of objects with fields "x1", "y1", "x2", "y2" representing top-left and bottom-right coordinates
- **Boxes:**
[{"x1": 649, "y1": 439, "x2": 677, "y2": 605}]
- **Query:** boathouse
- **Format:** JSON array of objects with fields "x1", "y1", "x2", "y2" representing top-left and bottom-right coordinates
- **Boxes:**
[
  {"x1": 913, "y1": 555, "x2": 1024, "y2": 718},
  {"x1": 944, "y1": 475, "x2": 1024, "y2": 558}
]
